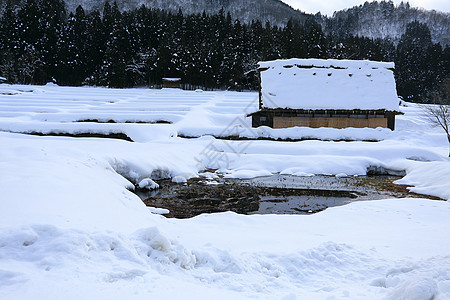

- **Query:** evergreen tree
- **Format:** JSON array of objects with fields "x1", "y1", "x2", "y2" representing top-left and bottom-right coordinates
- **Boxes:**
[
  {"x1": 84, "y1": 9, "x2": 106, "y2": 85},
  {"x1": 443, "y1": 46, "x2": 450, "y2": 85},
  {"x1": 99, "y1": 2, "x2": 130, "y2": 87},
  {"x1": 395, "y1": 21, "x2": 435, "y2": 102},
  {"x1": 38, "y1": 0, "x2": 67, "y2": 81},
  {"x1": 56, "y1": 6, "x2": 90, "y2": 85},
  {"x1": 260, "y1": 22, "x2": 281, "y2": 60},
  {"x1": 15, "y1": 0, "x2": 48, "y2": 84},
  {"x1": 0, "y1": 4, "x2": 19, "y2": 82},
  {"x1": 328, "y1": 33, "x2": 346, "y2": 59},
  {"x1": 281, "y1": 18, "x2": 295, "y2": 58},
  {"x1": 305, "y1": 20, "x2": 327, "y2": 58}
]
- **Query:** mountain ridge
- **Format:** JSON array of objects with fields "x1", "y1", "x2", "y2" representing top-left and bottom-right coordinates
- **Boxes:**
[
  {"x1": 321, "y1": 1, "x2": 449, "y2": 46},
  {"x1": 1, "y1": 0, "x2": 449, "y2": 45}
]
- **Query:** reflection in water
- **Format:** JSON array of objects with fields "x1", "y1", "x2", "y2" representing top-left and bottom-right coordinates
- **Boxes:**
[{"x1": 136, "y1": 174, "x2": 438, "y2": 218}]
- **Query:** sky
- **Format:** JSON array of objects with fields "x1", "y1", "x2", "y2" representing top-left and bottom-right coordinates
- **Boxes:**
[{"x1": 282, "y1": 0, "x2": 450, "y2": 16}]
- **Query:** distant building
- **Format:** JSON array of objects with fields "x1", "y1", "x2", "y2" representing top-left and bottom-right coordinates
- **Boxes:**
[
  {"x1": 249, "y1": 58, "x2": 400, "y2": 130},
  {"x1": 162, "y1": 78, "x2": 181, "y2": 89}
]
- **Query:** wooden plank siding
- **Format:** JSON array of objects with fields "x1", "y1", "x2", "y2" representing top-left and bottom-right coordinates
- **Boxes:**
[
  {"x1": 250, "y1": 109, "x2": 397, "y2": 130},
  {"x1": 272, "y1": 116, "x2": 387, "y2": 129},
  {"x1": 162, "y1": 78, "x2": 181, "y2": 89}
]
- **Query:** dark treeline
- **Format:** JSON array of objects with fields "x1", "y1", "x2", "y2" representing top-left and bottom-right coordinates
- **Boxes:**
[{"x1": 0, "y1": 0, "x2": 448, "y2": 102}]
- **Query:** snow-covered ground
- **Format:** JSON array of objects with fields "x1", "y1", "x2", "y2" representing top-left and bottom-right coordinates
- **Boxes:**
[{"x1": 0, "y1": 84, "x2": 449, "y2": 299}]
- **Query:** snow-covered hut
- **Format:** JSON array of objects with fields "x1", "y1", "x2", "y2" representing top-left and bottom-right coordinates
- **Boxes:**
[
  {"x1": 250, "y1": 58, "x2": 400, "y2": 130},
  {"x1": 162, "y1": 77, "x2": 181, "y2": 89}
]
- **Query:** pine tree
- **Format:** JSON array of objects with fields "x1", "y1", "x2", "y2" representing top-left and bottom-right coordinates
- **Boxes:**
[
  {"x1": 396, "y1": 21, "x2": 434, "y2": 102},
  {"x1": 261, "y1": 22, "x2": 281, "y2": 60},
  {"x1": 38, "y1": 0, "x2": 67, "y2": 81},
  {"x1": 56, "y1": 6, "x2": 90, "y2": 85},
  {"x1": 305, "y1": 20, "x2": 327, "y2": 58},
  {"x1": 84, "y1": 9, "x2": 106, "y2": 85},
  {"x1": 16, "y1": 0, "x2": 45, "y2": 84},
  {"x1": 0, "y1": 4, "x2": 18, "y2": 82},
  {"x1": 281, "y1": 18, "x2": 295, "y2": 58},
  {"x1": 99, "y1": 2, "x2": 130, "y2": 87}
]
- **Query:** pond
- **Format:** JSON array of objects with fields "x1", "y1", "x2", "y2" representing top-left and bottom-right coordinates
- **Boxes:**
[{"x1": 135, "y1": 174, "x2": 441, "y2": 218}]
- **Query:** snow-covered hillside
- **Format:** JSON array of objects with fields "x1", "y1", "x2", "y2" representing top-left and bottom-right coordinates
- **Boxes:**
[
  {"x1": 323, "y1": 1, "x2": 450, "y2": 45},
  {"x1": 2, "y1": 0, "x2": 448, "y2": 45},
  {"x1": 0, "y1": 0, "x2": 312, "y2": 28},
  {"x1": 69, "y1": 0, "x2": 450, "y2": 46},
  {"x1": 0, "y1": 84, "x2": 449, "y2": 299}
]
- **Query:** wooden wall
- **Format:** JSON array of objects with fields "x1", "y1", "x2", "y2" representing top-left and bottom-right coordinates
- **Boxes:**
[
  {"x1": 272, "y1": 116, "x2": 388, "y2": 129},
  {"x1": 163, "y1": 81, "x2": 181, "y2": 89}
]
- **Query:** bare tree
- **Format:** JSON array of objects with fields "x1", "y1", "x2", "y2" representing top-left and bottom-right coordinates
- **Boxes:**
[{"x1": 422, "y1": 79, "x2": 450, "y2": 157}]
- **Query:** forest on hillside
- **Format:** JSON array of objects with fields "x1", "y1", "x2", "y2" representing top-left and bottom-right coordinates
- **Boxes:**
[
  {"x1": 323, "y1": 1, "x2": 450, "y2": 46},
  {"x1": 0, "y1": 0, "x2": 448, "y2": 103}
]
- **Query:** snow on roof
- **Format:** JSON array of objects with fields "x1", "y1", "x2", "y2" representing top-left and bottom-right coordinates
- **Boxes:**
[
  {"x1": 258, "y1": 58, "x2": 399, "y2": 111},
  {"x1": 162, "y1": 77, "x2": 181, "y2": 81}
]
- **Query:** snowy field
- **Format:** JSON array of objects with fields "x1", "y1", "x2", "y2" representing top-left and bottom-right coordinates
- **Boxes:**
[{"x1": 1, "y1": 83, "x2": 450, "y2": 299}]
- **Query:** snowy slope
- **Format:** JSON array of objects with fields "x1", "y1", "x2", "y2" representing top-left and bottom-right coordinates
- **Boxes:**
[
  {"x1": 0, "y1": 84, "x2": 450, "y2": 299},
  {"x1": 2, "y1": 0, "x2": 448, "y2": 45},
  {"x1": 323, "y1": 1, "x2": 450, "y2": 46},
  {"x1": 4, "y1": 0, "x2": 310, "y2": 27}
]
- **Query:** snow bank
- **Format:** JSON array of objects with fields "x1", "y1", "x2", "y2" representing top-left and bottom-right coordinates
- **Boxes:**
[
  {"x1": 179, "y1": 124, "x2": 397, "y2": 141},
  {"x1": 0, "y1": 132, "x2": 203, "y2": 231},
  {"x1": 395, "y1": 160, "x2": 450, "y2": 200},
  {"x1": 201, "y1": 138, "x2": 445, "y2": 181},
  {"x1": 1, "y1": 199, "x2": 450, "y2": 299}
]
